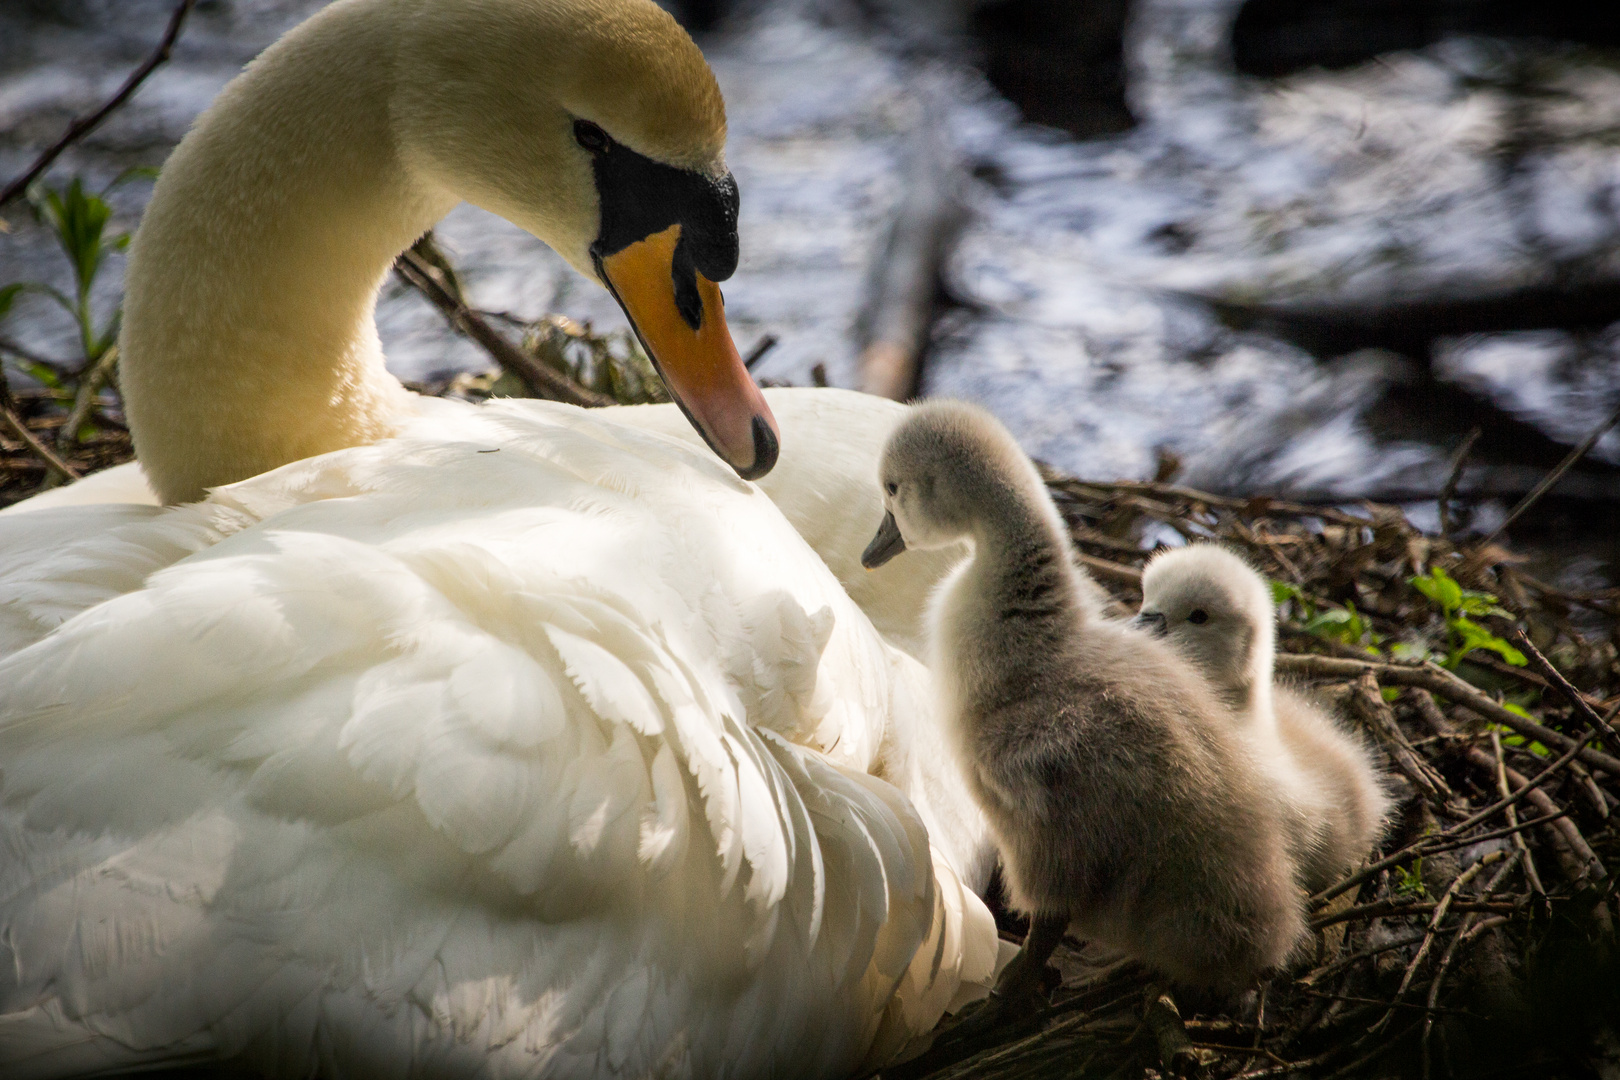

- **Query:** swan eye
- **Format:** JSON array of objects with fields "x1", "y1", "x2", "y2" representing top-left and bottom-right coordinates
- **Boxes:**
[
  {"x1": 1188, "y1": 609, "x2": 1209, "y2": 625},
  {"x1": 573, "y1": 120, "x2": 610, "y2": 154},
  {"x1": 885, "y1": 482, "x2": 898, "y2": 496}
]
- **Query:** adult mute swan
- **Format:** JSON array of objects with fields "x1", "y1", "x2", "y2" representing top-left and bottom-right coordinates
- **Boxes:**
[{"x1": 0, "y1": 0, "x2": 996, "y2": 1075}]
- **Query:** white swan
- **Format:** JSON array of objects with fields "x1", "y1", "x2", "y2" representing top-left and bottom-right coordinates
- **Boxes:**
[{"x1": 0, "y1": 0, "x2": 996, "y2": 1075}]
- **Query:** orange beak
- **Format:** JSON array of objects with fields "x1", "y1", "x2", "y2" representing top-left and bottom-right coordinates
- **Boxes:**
[{"x1": 598, "y1": 224, "x2": 779, "y2": 480}]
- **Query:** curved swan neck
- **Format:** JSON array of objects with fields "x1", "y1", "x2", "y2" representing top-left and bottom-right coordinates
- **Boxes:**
[{"x1": 121, "y1": 0, "x2": 453, "y2": 504}]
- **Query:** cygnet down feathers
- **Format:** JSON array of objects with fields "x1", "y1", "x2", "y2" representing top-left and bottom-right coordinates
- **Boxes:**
[
  {"x1": 862, "y1": 401, "x2": 1306, "y2": 999},
  {"x1": 1136, "y1": 545, "x2": 1392, "y2": 893}
]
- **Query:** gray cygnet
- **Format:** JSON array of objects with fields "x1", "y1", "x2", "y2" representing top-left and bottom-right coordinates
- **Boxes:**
[
  {"x1": 1136, "y1": 545, "x2": 1392, "y2": 893},
  {"x1": 863, "y1": 402, "x2": 1306, "y2": 1003}
]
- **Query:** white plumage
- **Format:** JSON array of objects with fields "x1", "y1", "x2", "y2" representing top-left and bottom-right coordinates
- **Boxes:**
[
  {"x1": 0, "y1": 0, "x2": 1001, "y2": 1068},
  {"x1": 0, "y1": 401, "x2": 996, "y2": 1077}
]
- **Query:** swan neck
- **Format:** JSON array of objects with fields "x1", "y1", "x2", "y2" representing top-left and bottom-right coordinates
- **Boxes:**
[{"x1": 120, "y1": 0, "x2": 455, "y2": 504}]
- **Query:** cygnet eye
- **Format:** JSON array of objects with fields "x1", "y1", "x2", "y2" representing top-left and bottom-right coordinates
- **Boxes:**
[
  {"x1": 885, "y1": 481, "x2": 898, "y2": 496},
  {"x1": 1188, "y1": 609, "x2": 1209, "y2": 625},
  {"x1": 573, "y1": 119, "x2": 610, "y2": 154}
]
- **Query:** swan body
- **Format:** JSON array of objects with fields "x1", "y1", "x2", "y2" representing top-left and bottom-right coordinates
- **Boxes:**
[
  {"x1": 0, "y1": 401, "x2": 996, "y2": 1078},
  {"x1": 2, "y1": 388, "x2": 962, "y2": 660},
  {"x1": 1135, "y1": 545, "x2": 1391, "y2": 892},
  {"x1": 865, "y1": 402, "x2": 1306, "y2": 995},
  {"x1": 0, "y1": 0, "x2": 998, "y2": 1073}
]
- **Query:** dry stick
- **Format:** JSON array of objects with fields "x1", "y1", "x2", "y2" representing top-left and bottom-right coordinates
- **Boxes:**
[
  {"x1": 1427, "y1": 700, "x2": 1607, "y2": 886},
  {"x1": 1275, "y1": 653, "x2": 1620, "y2": 776},
  {"x1": 1437, "y1": 426, "x2": 1482, "y2": 541},
  {"x1": 1308, "y1": 898, "x2": 1518, "y2": 931},
  {"x1": 1481, "y1": 401, "x2": 1620, "y2": 549},
  {"x1": 1492, "y1": 730, "x2": 1548, "y2": 899},
  {"x1": 1142, "y1": 988, "x2": 1200, "y2": 1078},
  {"x1": 393, "y1": 249, "x2": 613, "y2": 408},
  {"x1": 0, "y1": 0, "x2": 198, "y2": 209},
  {"x1": 856, "y1": 91, "x2": 962, "y2": 401},
  {"x1": 1076, "y1": 552, "x2": 1143, "y2": 587},
  {"x1": 1567, "y1": 760, "x2": 1611, "y2": 820},
  {"x1": 1372, "y1": 850, "x2": 1508, "y2": 1034},
  {"x1": 0, "y1": 399, "x2": 79, "y2": 482},
  {"x1": 1512, "y1": 628, "x2": 1620, "y2": 741},
  {"x1": 1420, "y1": 852, "x2": 1523, "y2": 1080},
  {"x1": 56, "y1": 344, "x2": 118, "y2": 450},
  {"x1": 741, "y1": 334, "x2": 778, "y2": 371},
  {"x1": 1311, "y1": 716, "x2": 1602, "y2": 907},
  {"x1": 1349, "y1": 671, "x2": 1453, "y2": 802}
]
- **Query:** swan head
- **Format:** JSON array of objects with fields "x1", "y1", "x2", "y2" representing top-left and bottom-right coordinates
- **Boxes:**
[
  {"x1": 393, "y1": 0, "x2": 776, "y2": 478},
  {"x1": 861, "y1": 401, "x2": 1042, "y2": 568},
  {"x1": 1135, "y1": 545, "x2": 1276, "y2": 709}
]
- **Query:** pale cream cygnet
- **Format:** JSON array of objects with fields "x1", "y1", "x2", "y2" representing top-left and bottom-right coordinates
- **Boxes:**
[
  {"x1": 863, "y1": 401, "x2": 1306, "y2": 999},
  {"x1": 1136, "y1": 545, "x2": 1392, "y2": 892}
]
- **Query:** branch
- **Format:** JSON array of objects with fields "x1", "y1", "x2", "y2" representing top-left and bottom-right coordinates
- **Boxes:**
[
  {"x1": 0, "y1": 0, "x2": 198, "y2": 209},
  {"x1": 0, "y1": 399, "x2": 80, "y2": 482},
  {"x1": 393, "y1": 247, "x2": 613, "y2": 408},
  {"x1": 1275, "y1": 653, "x2": 1620, "y2": 776},
  {"x1": 1480, "y1": 401, "x2": 1620, "y2": 548},
  {"x1": 1512, "y1": 629, "x2": 1620, "y2": 740}
]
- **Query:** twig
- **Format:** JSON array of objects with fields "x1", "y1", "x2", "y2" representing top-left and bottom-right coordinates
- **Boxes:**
[
  {"x1": 1512, "y1": 629, "x2": 1620, "y2": 740},
  {"x1": 1438, "y1": 426, "x2": 1481, "y2": 540},
  {"x1": 1076, "y1": 552, "x2": 1143, "y2": 587},
  {"x1": 0, "y1": 0, "x2": 198, "y2": 209},
  {"x1": 1420, "y1": 854, "x2": 1522, "y2": 1080},
  {"x1": 393, "y1": 248, "x2": 613, "y2": 408},
  {"x1": 1492, "y1": 730, "x2": 1547, "y2": 900},
  {"x1": 1308, "y1": 898, "x2": 1519, "y2": 930},
  {"x1": 856, "y1": 89, "x2": 963, "y2": 401},
  {"x1": 742, "y1": 334, "x2": 778, "y2": 371},
  {"x1": 56, "y1": 344, "x2": 118, "y2": 450},
  {"x1": 0, "y1": 399, "x2": 80, "y2": 482},
  {"x1": 1349, "y1": 671, "x2": 1453, "y2": 802},
  {"x1": 1310, "y1": 710, "x2": 1600, "y2": 907},
  {"x1": 1481, "y1": 401, "x2": 1620, "y2": 548},
  {"x1": 1143, "y1": 988, "x2": 1200, "y2": 1077},
  {"x1": 1372, "y1": 850, "x2": 1507, "y2": 1033},
  {"x1": 1276, "y1": 653, "x2": 1620, "y2": 776}
]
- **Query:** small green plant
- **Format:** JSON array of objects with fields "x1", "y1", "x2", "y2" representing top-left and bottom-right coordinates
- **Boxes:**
[
  {"x1": 0, "y1": 171, "x2": 149, "y2": 448},
  {"x1": 1408, "y1": 565, "x2": 1526, "y2": 670},
  {"x1": 1392, "y1": 858, "x2": 1428, "y2": 899},
  {"x1": 1270, "y1": 580, "x2": 1382, "y2": 654}
]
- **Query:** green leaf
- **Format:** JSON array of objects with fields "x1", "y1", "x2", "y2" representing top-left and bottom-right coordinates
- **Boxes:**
[
  {"x1": 0, "y1": 282, "x2": 25, "y2": 321},
  {"x1": 1268, "y1": 580, "x2": 1304, "y2": 607},
  {"x1": 1448, "y1": 616, "x2": 1528, "y2": 667},
  {"x1": 1410, "y1": 566, "x2": 1463, "y2": 615},
  {"x1": 17, "y1": 360, "x2": 63, "y2": 390},
  {"x1": 105, "y1": 165, "x2": 161, "y2": 191}
]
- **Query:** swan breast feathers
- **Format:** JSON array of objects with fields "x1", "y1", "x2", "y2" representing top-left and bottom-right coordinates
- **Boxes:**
[{"x1": 0, "y1": 401, "x2": 990, "y2": 1076}]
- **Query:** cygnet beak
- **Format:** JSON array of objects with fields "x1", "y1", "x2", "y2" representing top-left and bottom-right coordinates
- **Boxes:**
[
  {"x1": 861, "y1": 510, "x2": 907, "y2": 570},
  {"x1": 1132, "y1": 610, "x2": 1168, "y2": 637},
  {"x1": 597, "y1": 224, "x2": 779, "y2": 480}
]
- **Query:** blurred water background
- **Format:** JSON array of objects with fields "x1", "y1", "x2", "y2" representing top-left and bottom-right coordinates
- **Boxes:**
[{"x1": 3, "y1": 0, "x2": 1619, "y2": 589}]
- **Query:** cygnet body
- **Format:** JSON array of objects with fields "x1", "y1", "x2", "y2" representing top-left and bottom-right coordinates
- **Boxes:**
[
  {"x1": 1136, "y1": 545, "x2": 1391, "y2": 893},
  {"x1": 862, "y1": 402, "x2": 1305, "y2": 997}
]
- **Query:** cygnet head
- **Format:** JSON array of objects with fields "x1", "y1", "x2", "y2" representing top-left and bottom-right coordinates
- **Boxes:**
[
  {"x1": 860, "y1": 401, "x2": 1054, "y2": 569},
  {"x1": 393, "y1": 0, "x2": 773, "y2": 476},
  {"x1": 1135, "y1": 545, "x2": 1276, "y2": 714}
]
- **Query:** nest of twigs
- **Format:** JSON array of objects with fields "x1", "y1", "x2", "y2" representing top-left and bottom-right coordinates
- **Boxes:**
[
  {"x1": 4, "y1": 329, "x2": 1619, "y2": 1080},
  {"x1": 0, "y1": 386, "x2": 131, "y2": 505},
  {"x1": 881, "y1": 472, "x2": 1620, "y2": 1080}
]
